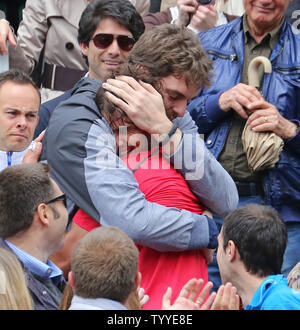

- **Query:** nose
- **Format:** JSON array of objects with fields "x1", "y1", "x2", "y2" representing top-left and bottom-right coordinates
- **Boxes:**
[
  {"x1": 16, "y1": 116, "x2": 28, "y2": 130},
  {"x1": 107, "y1": 39, "x2": 121, "y2": 56},
  {"x1": 174, "y1": 99, "x2": 187, "y2": 118}
]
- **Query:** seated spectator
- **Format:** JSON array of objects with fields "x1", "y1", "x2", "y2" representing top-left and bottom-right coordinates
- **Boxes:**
[
  {"x1": 217, "y1": 203, "x2": 300, "y2": 310},
  {"x1": 68, "y1": 226, "x2": 144, "y2": 310},
  {"x1": 143, "y1": 0, "x2": 239, "y2": 33},
  {"x1": 60, "y1": 278, "x2": 148, "y2": 310},
  {"x1": 0, "y1": 69, "x2": 41, "y2": 171},
  {"x1": 187, "y1": 0, "x2": 300, "y2": 292},
  {"x1": 0, "y1": 0, "x2": 150, "y2": 102},
  {"x1": 0, "y1": 248, "x2": 33, "y2": 310},
  {"x1": 33, "y1": 0, "x2": 145, "y2": 138},
  {"x1": 0, "y1": 163, "x2": 68, "y2": 310},
  {"x1": 68, "y1": 226, "x2": 217, "y2": 310}
]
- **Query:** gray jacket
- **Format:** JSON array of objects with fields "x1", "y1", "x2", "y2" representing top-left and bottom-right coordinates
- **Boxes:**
[{"x1": 43, "y1": 77, "x2": 238, "y2": 252}]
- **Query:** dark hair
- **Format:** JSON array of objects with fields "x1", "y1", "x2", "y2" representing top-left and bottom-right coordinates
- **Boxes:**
[
  {"x1": 71, "y1": 226, "x2": 138, "y2": 302},
  {"x1": 0, "y1": 69, "x2": 41, "y2": 103},
  {"x1": 0, "y1": 164, "x2": 55, "y2": 238},
  {"x1": 78, "y1": 0, "x2": 145, "y2": 45},
  {"x1": 222, "y1": 204, "x2": 288, "y2": 277}
]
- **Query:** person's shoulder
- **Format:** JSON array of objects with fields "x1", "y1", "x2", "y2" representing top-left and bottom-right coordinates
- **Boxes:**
[
  {"x1": 41, "y1": 89, "x2": 73, "y2": 111},
  {"x1": 199, "y1": 17, "x2": 242, "y2": 48},
  {"x1": 262, "y1": 275, "x2": 300, "y2": 310}
]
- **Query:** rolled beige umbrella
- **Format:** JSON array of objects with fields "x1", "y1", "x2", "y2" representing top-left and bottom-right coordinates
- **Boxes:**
[{"x1": 241, "y1": 56, "x2": 284, "y2": 172}]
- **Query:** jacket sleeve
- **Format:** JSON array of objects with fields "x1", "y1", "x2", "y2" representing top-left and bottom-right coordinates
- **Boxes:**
[
  {"x1": 143, "y1": 8, "x2": 172, "y2": 32},
  {"x1": 9, "y1": 0, "x2": 48, "y2": 74},
  {"x1": 284, "y1": 120, "x2": 300, "y2": 157},
  {"x1": 46, "y1": 103, "x2": 218, "y2": 252},
  {"x1": 172, "y1": 112, "x2": 239, "y2": 217},
  {"x1": 188, "y1": 90, "x2": 231, "y2": 135}
]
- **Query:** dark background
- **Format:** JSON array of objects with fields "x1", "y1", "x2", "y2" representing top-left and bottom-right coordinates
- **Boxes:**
[{"x1": 0, "y1": 0, "x2": 26, "y2": 31}]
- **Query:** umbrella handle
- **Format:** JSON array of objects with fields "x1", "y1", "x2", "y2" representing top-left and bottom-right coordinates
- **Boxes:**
[{"x1": 248, "y1": 56, "x2": 272, "y2": 88}]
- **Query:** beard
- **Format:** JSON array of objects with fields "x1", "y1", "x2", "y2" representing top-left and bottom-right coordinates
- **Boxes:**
[{"x1": 165, "y1": 106, "x2": 178, "y2": 122}]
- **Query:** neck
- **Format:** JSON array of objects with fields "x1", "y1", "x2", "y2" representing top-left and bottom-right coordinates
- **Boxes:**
[
  {"x1": 233, "y1": 272, "x2": 267, "y2": 307},
  {"x1": 246, "y1": 16, "x2": 282, "y2": 44},
  {"x1": 6, "y1": 234, "x2": 49, "y2": 263}
]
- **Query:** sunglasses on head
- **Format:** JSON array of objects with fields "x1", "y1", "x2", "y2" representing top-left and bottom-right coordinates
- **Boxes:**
[{"x1": 91, "y1": 33, "x2": 135, "y2": 52}]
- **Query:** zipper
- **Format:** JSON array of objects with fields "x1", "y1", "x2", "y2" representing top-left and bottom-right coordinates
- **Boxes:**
[
  {"x1": 274, "y1": 66, "x2": 300, "y2": 73},
  {"x1": 207, "y1": 50, "x2": 237, "y2": 62}
]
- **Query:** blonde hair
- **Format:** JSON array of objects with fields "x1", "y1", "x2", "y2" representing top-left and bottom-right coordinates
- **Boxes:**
[{"x1": 0, "y1": 248, "x2": 33, "y2": 310}]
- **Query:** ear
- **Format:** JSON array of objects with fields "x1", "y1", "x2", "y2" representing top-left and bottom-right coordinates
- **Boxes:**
[
  {"x1": 136, "y1": 64, "x2": 150, "y2": 75},
  {"x1": 226, "y1": 240, "x2": 238, "y2": 262},
  {"x1": 133, "y1": 271, "x2": 142, "y2": 292},
  {"x1": 68, "y1": 271, "x2": 75, "y2": 290},
  {"x1": 36, "y1": 203, "x2": 50, "y2": 226},
  {"x1": 80, "y1": 42, "x2": 89, "y2": 57}
]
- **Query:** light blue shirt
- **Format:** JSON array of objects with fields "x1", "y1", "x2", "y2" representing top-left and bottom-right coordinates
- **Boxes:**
[
  {"x1": 69, "y1": 295, "x2": 127, "y2": 310},
  {"x1": 246, "y1": 275, "x2": 300, "y2": 310},
  {"x1": 5, "y1": 240, "x2": 63, "y2": 284}
]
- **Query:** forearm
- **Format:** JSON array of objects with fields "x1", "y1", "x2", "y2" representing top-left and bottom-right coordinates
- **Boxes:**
[
  {"x1": 86, "y1": 126, "x2": 218, "y2": 251},
  {"x1": 9, "y1": 0, "x2": 48, "y2": 74},
  {"x1": 47, "y1": 116, "x2": 218, "y2": 252},
  {"x1": 169, "y1": 112, "x2": 238, "y2": 217}
]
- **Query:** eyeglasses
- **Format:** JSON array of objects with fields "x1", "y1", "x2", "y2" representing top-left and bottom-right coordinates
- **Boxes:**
[
  {"x1": 91, "y1": 33, "x2": 135, "y2": 52},
  {"x1": 45, "y1": 194, "x2": 67, "y2": 208}
]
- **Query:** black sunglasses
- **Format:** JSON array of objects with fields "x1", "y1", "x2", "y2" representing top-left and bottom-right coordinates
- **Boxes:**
[
  {"x1": 45, "y1": 194, "x2": 67, "y2": 208},
  {"x1": 91, "y1": 33, "x2": 135, "y2": 52},
  {"x1": 198, "y1": 0, "x2": 212, "y2": 4}
]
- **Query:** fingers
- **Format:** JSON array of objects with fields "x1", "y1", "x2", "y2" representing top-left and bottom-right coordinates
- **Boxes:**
[
  {"x1": 138, "y1": 288, "x2": 149, "y2": 307},
  {"x1": 246, "y1": 104, "x2": 298, "y2": 139},
  {"x1": 34, "y1": 129, "x2": 46, "y2": 143},
  {"x1": 195, "y1": 280, "x2": 213, "y2": 306},
  {"x1": 22, "y1": 141, "x2": 42, "y2": 164},
  {"x1": 103, "y1": 76, "x2": 169, "y2": 135},
  {"x1": 0, "y1": 19, "x2": 16, "y2": 55},
  {"x1": 202, "y1": 248, "x2": 215, "y2": 264},
  {"x1": 200, "y1": 291, "x2": 216, "y2": 310},
  {"x1": 218, "y1": 84, "x2": 264, "y2": 118},
  {"x1": 161, "y1": 286, "x2": 172, "y2": 310},
  {"x1": 178, "y1": 278, "x2": 202, "y2": 299},
  {"x1": 211, "y1": 282, "x2": 240, "y2": 310},
  {"x1": 246, "y1": 101, "x2": 280, "y2": 131}
]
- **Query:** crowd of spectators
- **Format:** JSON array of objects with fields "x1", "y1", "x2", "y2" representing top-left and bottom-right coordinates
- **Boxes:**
[{"x1": 0, "y1": 0, "x2": 299, "y2": 312}]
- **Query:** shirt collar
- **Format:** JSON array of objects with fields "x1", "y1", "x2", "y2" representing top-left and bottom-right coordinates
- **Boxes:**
[
  {"x1": 69, "y1": 295, "x2": 128, "y2": 310},
  {"x1": 5, "y1": 240, "x2": 63, "y2": 280}
]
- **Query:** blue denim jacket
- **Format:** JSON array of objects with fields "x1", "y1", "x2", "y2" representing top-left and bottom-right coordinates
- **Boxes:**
[{"x1": 188, "y1": 17, "x2": 300, "y2": 222}]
